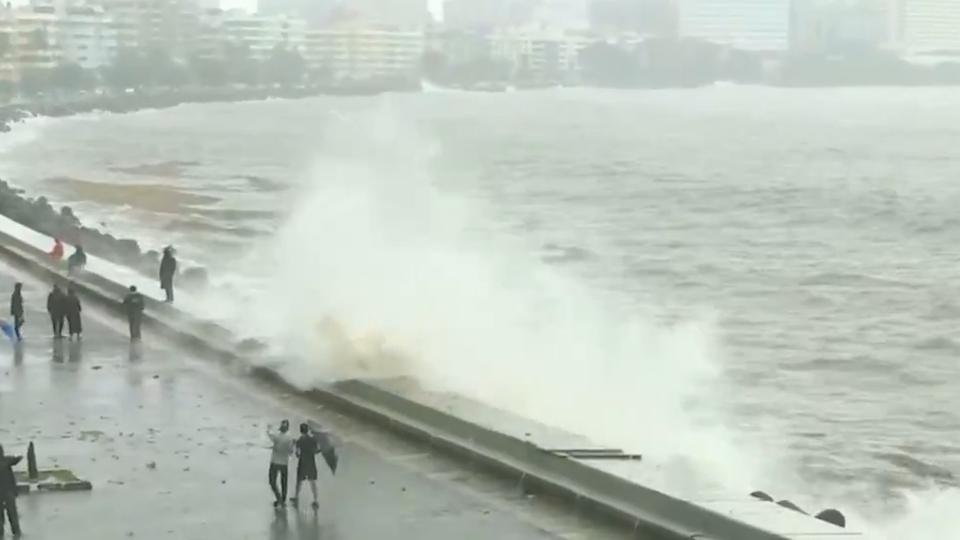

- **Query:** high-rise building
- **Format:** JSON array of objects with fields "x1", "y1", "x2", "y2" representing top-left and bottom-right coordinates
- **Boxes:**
[
  {"x1": 791, "y1": 0, "x2": 889, "y2": 54},
  {"x1": 90, "y1": 0, "x2": 201, "y2": 56},
  {"x1": 304, "y1": 21, "x2": 425, "y2": 80},
  {"x1": 677, "y1": 0, "x2": 791, "y2": 52},
  {"x1": 889, "y1": 0, "x2": 960, "y2": 56},
  {"x1": 0, "y1": 1, "x2": 119, "y2": 83},
  {"x1": 222, "y1": 12, "x2": 307, "y2": 61}
]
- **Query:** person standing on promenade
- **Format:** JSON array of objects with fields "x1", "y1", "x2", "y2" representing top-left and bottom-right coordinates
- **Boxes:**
[
  {"x1": 267, "y1": 420, "x2": 294, "y2": 508},
  {"x1": 49, "y1": 238, "x2": 64, "y2": 263},
  {"x1": 64, "y1": 287, "x2": 82, "y2": 340},
  {"x1": 0, "y1": 444, "x2": 23, "y2": 537},
  {"x1": 66, "y1": 245, "x2": 87, "y2": 276},
  {"x1": 122, "y1": 286, "x2": 145, "y2": 341},
  {"x1": 159, "y1": 246, "x2": 177, "y2": 303},
  {"x1": 46, "y1": 284, "x2": 65, "y2": 339},
  {"x1": 291, "y1": 423, "x2": 321, "y2": 510},
  {"x1": 9, "y1": 283, "x2": 23, "y2": 341}
]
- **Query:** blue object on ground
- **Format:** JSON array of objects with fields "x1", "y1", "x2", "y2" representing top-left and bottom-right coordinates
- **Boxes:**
[{"x1": 0, "y1": 320, "x2": 14, "y2": 341}]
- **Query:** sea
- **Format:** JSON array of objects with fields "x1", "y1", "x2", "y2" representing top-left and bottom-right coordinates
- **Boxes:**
[{"x1": 2, "y1": 86, "x2": 959, "y2": 538}]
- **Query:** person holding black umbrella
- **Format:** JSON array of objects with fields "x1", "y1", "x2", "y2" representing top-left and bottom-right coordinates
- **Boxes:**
[{"x1": 291, "y1": 423, "x2": 321, "y2": 509}]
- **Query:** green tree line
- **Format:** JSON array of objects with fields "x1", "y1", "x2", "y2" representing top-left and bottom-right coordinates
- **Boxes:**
[{"x1": 2, "y1": 42, "x2": 326, "y2": 98}]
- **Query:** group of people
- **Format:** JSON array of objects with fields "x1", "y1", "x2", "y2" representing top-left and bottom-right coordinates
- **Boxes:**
[
  {"x1": 50, "y1": 239, "x2": 87, "y2": 276},
  {"x1": 267, "y1": 420, "x2": 330, "y2": 511},
  {"x1": 8, "y1": 283, "x2": 146, "y2": 342},
  {"x1": 50, "y1": 239, "x2": 177, "y2": 304},
  {"x1": 45, "y1": 284, "x2": 83, "y2": 340},
  {"x1": 5, "y1": 240, "x2": 177, "y2": 343}
]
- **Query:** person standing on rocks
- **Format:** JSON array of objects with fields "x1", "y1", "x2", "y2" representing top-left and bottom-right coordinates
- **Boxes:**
[
  {"x1": 122, "y1": 286, "x2": 145, "y2": 341},
  {"x1": 67, "y1": 245, "x2": 87, "y2": 275},
  {"x1": 9, "y1": 283, "x2": 23, "y2": 342},
  {"x1": 267, "y1": 420, "x2": 294, "y2": 508},
  {"x1": 46, "y1": 284, "x2": 66, "y2": 339},
  {"x1": 64, "y1": 287, "x2": 82, "y2": 340},
  {"x1": 159, "y1": 246, "x2": 177, "y2": 303},
  {"x1": 0, "y1": 444, "x2": 23, "y2": 537}
]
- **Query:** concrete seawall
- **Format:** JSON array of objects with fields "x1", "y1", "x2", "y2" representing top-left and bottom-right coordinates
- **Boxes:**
[{"x1": 0, "y1": 225, "x2": 860, "y2": 540}]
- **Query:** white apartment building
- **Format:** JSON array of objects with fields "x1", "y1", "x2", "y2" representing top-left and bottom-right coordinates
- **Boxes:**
[
  {"x1": 92, "y1": 0, "x2": 200, "y2": 55},
  {"x1": 15, "y1": 3, "x2": 118, "y2": 70},
  {"x1": 222, "y1": 12, "x2": 307, "y2": 60},
  {"x1": 791, "y1": 0, "x2": 891, "y2": 54},
  {"x1": 304, "y1": 22, "x2": 424, "y2": 80},
  {"x1": 890, "y1": 0, "x2": 960, "y2": 57},
  {"x1": 677, "y1": 0, "x2": 791, "y2": 52},
  {"x1": 4, "y1": 6, "x2": 62, "y2": 74},
  {"x1": 47, "y1": 4, "x2": 118, "y2": 69},
  {"x1": 488, "y1": 29, "x2": 625, "y2": 79}
]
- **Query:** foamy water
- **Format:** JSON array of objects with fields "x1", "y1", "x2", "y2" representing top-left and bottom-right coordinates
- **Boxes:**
[{"x1": 2, "y1": 88, "x2": 960, "y2": 536}]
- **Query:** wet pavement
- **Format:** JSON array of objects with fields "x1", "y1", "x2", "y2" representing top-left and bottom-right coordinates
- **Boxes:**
[{"x1": 0, "y1": 263, "x2": 636, "y2": 540}]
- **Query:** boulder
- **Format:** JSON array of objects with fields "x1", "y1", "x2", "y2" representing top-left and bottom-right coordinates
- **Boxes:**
[{"x1": 815, "y1": 509, "x2": 846, "y2": 528}]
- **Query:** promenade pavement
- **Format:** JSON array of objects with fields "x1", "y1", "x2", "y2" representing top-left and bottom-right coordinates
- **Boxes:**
[{"x1": 0, "y1": 261, "x2": 635, "y2": 540}]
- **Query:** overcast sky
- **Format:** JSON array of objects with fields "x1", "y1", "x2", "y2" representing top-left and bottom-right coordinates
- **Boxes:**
[
  {"x1": 219, "y1": 0, "x2": 443, "y2": 16},
  {"x1": 10, "y1": 0, "x2": 444, "y2": 18},
  {"x1": 221, "y1": 0, "x2": 255, "y2": 10}
]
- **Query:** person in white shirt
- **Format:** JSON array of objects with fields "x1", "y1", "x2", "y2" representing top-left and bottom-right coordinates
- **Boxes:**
[{"x1": 267, "y1": 420, "x2": 294, "y2": 508}]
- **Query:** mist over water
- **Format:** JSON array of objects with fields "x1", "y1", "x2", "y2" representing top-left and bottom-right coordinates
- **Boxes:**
[
  {"x1": 245, "y1": 107, "x2": 760, "y2": 496},
  {"x1": 3, "y1": 88, "x2": 960, "y2": 535}
]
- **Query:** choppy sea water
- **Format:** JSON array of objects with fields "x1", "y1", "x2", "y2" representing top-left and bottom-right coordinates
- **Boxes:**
[{"x1": 2, "y1": 87, "x2": 960, "y2": 536}]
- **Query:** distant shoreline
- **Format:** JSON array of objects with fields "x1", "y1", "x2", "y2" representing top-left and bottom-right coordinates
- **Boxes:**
[{"x1": 0, "y1": 81, "x2": 424, "y2": 132}]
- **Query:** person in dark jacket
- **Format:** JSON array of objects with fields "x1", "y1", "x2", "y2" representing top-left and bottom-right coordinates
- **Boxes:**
[
  {"x1": 291, "y1": 423, "x2": 321, "y2": 510},
  {"x1": 9, "y1": 283, "x2": 23, "y2": 342},
  {"x1": 64, "y1": 287, "x2": 82, "y2": 340},
  {"x1": 66, "y1": 245, "x2": 87, "y2": 275},
  {"x1": 46, "y1": 285, "x2": 66, "y2": 339},
  {"x1": 122, "y1": 286, "x2": 145, "y2": 340},
  {"x1": 159, "y1": 247, "x2": 177, "y2": 303},
  {"x1": 0, "y1": 444, "x2": 23, "y2": 537}
]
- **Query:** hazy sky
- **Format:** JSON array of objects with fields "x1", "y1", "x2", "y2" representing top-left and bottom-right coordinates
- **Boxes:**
[
  {"x1": 220, "y1": 0, "x2": 444, "y2": 16},
  {"x1": 221, "y1": 0, "x2": 255, "y2": 10}
]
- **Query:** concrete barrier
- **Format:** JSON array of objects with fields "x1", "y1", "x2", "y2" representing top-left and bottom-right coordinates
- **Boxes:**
[{"x1": 0, "y1": 228, "x2": 799, "y2": 540}]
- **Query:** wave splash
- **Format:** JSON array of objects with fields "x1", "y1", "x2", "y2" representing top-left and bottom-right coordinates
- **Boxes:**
[
  {"x1": 215, "y1": 104, "x2": 774, "y2": 495},
  {"x1": 209, "y1": 104, "x2": 959, "y2": 535}
]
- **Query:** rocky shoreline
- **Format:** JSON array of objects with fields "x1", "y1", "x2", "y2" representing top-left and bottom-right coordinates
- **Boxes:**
[{"x1": 0, "y1": 83, "x2": 418, "y2": 285}]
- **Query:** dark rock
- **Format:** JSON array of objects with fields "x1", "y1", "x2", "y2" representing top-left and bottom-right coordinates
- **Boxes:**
[
  {"x1": 776, "y1": 500, "x2": 807, "y2": 514},
  {"x1": 237, "y1": 338, "x2": 267, "y2": 353},
  {"x1": 59, "y1": 206, "x2": 81, "y2": 228},
  {"x1": 815, "y1": 509, "x2": 846, "y2": 528},
  {"x1": 749, "y1": 491, "x2": 774, "y2": 502}
]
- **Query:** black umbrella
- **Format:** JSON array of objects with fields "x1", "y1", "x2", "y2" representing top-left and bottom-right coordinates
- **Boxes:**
[{"x1": 313, "y1": 429, "x2": 338, "y2": 475}]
